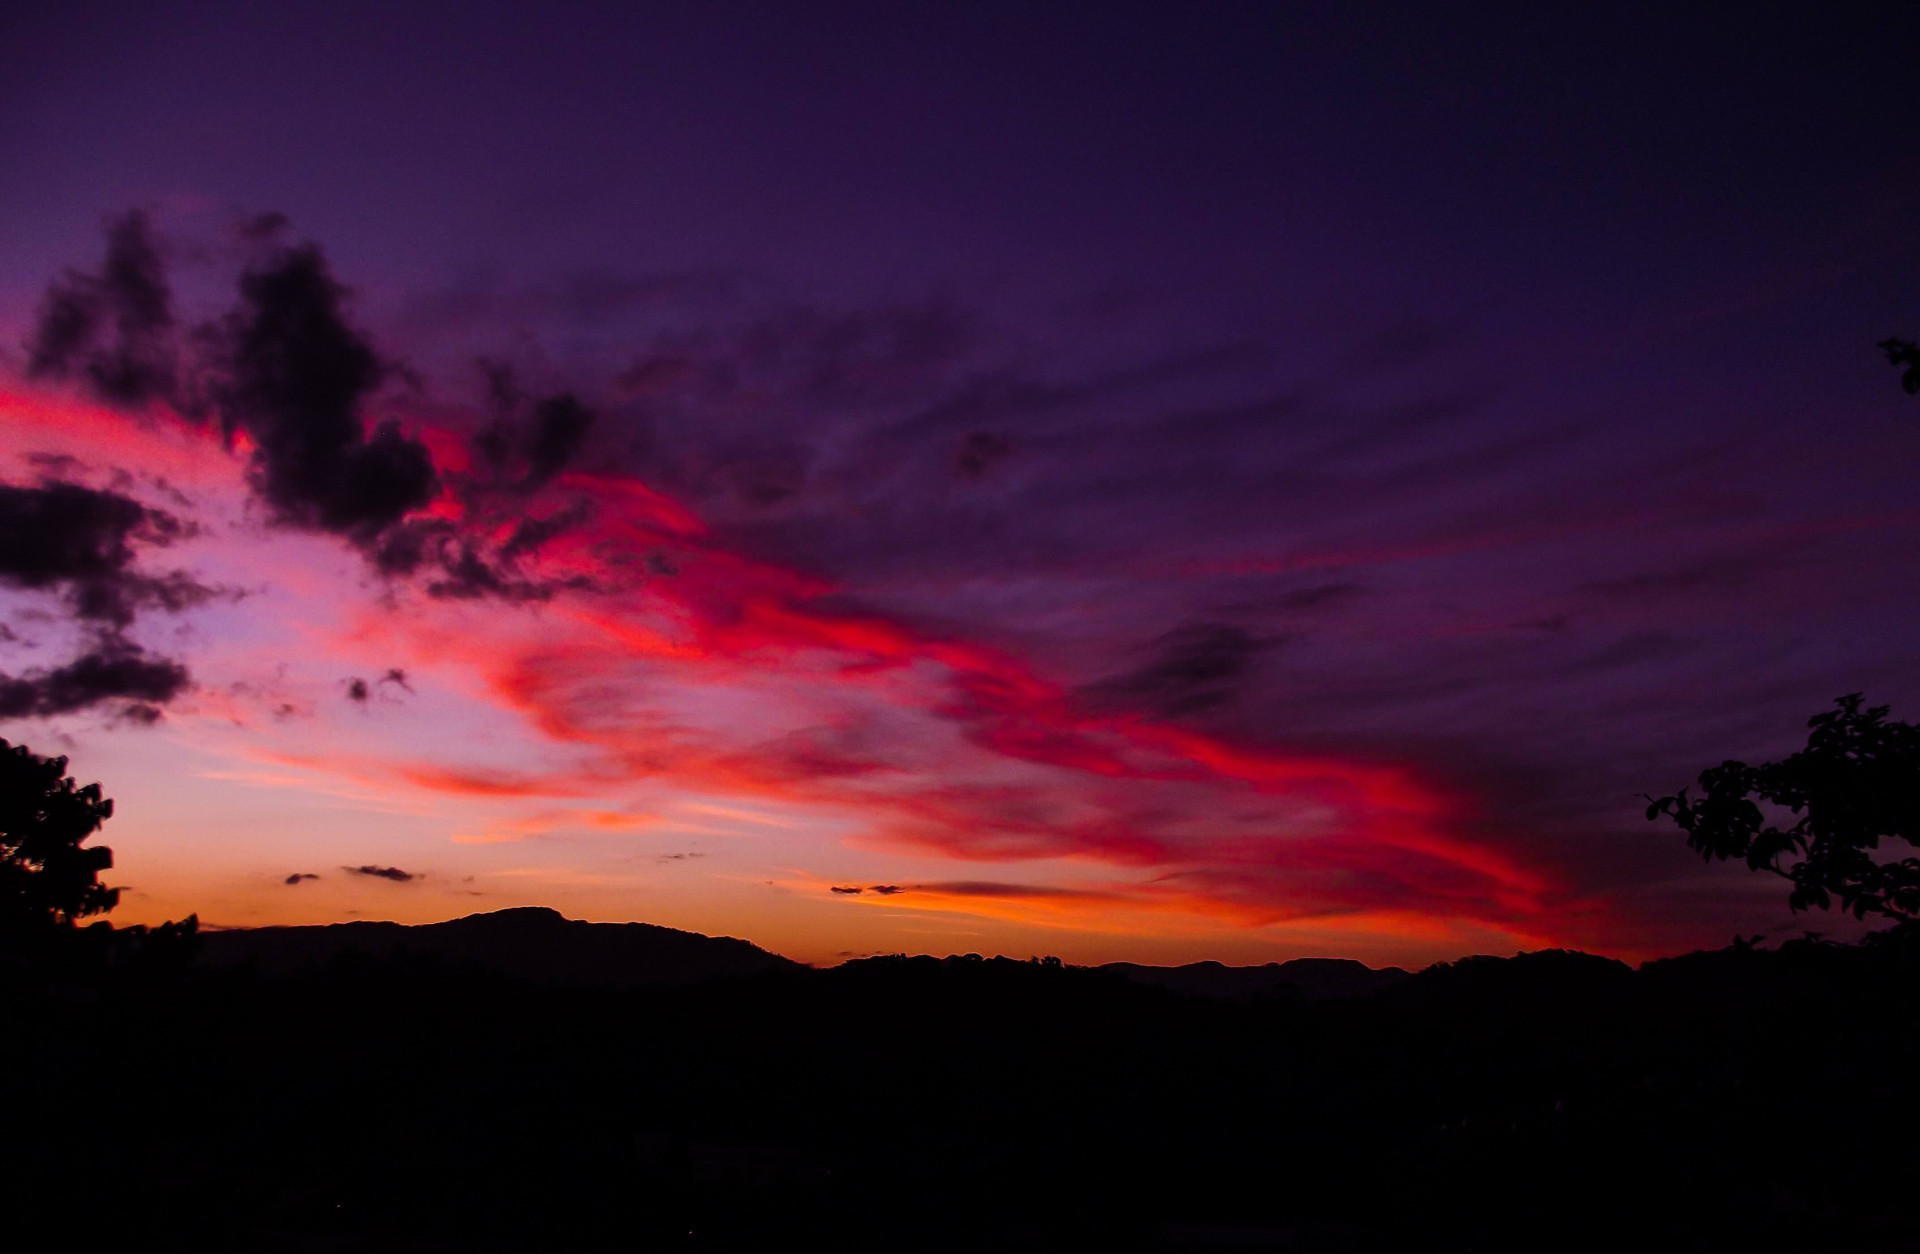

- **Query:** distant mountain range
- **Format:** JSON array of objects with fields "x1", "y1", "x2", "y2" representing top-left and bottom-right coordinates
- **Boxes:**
[
  {"x1": 198, "y1": 907, "x2": 800, "y2": 989},
  {"x1": 200, "y1": 907, "x2": 1409, "y2": 998}
]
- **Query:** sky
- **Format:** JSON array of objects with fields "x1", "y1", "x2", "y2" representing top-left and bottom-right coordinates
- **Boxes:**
[{"x1": 2, "y1": 1, "x2": 1918, "y2": 967}]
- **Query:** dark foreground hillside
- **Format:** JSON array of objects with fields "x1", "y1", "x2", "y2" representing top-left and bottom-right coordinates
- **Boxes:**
[{"x1": 4, "y1": 925, "x2": 1916, "y2": 1253}]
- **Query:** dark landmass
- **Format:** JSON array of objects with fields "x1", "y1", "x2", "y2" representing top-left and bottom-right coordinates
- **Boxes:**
[
  {"x1": 6, "y1": 919, "x2": 1916, "y2": 1253},
  {"x1": 200, "y1": 907, "x2": 1405, "y2": 1000},
  {"x1": 1100, "y1": 956, "x2": 1409, "y2": 1000},
  {"x1": 198, "y1": 906, "x2": 800, "y2": 988}
]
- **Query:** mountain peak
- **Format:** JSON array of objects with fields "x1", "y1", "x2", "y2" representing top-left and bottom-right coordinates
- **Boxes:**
[
  {"x1": 200, "y1": 908, "x2": 800, "y2": 988},
  {"x1": 437, "y1": 905, "x2": 568, "y2": 927}
]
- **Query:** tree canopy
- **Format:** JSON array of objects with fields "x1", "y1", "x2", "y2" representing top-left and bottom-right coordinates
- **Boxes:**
[
  {"x1": 0, "y1": 738, "x2": 119, "y2": 935},
  {"x1": 1648, "y1": 694, "x2": 1920, "y2": 927},
  {"x1": 1882, "y1": 337, "x2": 1920, "y2": 395}
]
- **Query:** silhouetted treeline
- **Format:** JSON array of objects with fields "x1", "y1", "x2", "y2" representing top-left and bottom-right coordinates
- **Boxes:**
[{"x1": 4, "y1": 926, "x2": 1916, "y2": 1253}]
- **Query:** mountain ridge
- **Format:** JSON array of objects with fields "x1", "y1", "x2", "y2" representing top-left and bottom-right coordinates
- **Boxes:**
[
  {"x1": 198, "y1": 905, "x2": 802, "y2": 989},
  {"x1": 200, "y1": 907, "x2": 1412, "y2": 998}
]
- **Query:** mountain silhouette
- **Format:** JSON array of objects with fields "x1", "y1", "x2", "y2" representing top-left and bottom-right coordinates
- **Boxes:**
[
  {"x1": 1099, "y1": 956, "x2": 1409, "y2": 1000},
  {"x1": 198, "y1": 906, "x2": 801, "y2": 988}
]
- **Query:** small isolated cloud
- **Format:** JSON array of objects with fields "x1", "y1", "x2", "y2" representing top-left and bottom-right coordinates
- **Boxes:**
[
  {"x1": 117, "y1": 701, "x2": 165, "y2": 725},
  {"x1": 284, "y1": 872, "x2": 321, "y2": 885},
  {"x1": 913, "y1": 881, "x2": 1109, "y2": 901},
  {"x1": 345, "y1": 668, "x2": 413, "y2": 703},
  {"x1": 345, "y1": 864, "x2": 415, "y2": 882},
  {"x1": 656, "y1": 851, "x2": 705, "y2": 863},
  {"x1": 868, "y1": 884, "x2": 905, "y2": 896},
  {"x1": 829, "y1": 885, "x2": 863, "y2": 895}
]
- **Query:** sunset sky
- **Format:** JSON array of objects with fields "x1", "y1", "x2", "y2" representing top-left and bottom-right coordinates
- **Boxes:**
[{"x1": 3, "y1": 2, "x2": 1918, "y2": 967}]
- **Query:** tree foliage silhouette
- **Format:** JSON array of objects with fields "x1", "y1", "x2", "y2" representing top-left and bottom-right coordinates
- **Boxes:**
[
  {"x1": 0, "y1": 738, "x2": 119, "y2": 935},
  {"x1": 1648, "y1": 694, "x2": 1920, "y2": 926},
  {"x1": 1882, "y1": 336, "x2": 1920, "y2": 395}
]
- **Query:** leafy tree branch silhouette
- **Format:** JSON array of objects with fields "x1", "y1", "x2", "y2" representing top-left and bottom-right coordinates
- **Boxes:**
[
  {"x1": 1649, "y1": 695, "x2": 1920, "y2": 928},
  {"x1": 0, "y1": 739, "x2": 120, "y2": 936},
  {"x1": 1882, "y1": 337, "x2": 1920, "y2": 395}
]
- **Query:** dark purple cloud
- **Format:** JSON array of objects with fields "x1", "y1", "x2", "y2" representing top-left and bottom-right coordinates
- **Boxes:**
[
  {"x1": 345, "y1": 865, "x2": 415, "y2": 883},
  {"x1": 26, "y1": 210, "x2": 178, "y2": 407},
  {"x1": 369, "y1": 516, "x2": 595, "y2": 603},
  {"x1": 0, "y1": 638, "x2": 190, "y2": 721},
  {"x1": 1083, "y1": 623, "x2": 1279, "y2": 720},
  {"x1": 210, "y1": 244, "x2": 437, "y2": 540},
  {"x1": 345, "y1": 669, "x2": 413, "y2": 704},
  {"x1": 476, "y1": 389, "x2": 596, "y2": 490},
  {"x1": 22, "y1": 215, "x2": 607, "y2": 610},
  {"x1": 0, "y1": 477, "x2": 214, "y2": 718},
  {"x1": 0, "y1": 478, "x2": 213, "y2": 628}
]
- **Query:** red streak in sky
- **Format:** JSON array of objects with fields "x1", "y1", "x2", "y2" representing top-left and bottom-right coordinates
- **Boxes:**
[{"x1": 417, "y1": 447, "x2": 1570, "y2": 938}]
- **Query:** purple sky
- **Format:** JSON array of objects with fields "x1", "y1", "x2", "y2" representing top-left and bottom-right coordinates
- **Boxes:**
[{"x1": 2, "y1": 2, "x2": 1918, "y2": 963}]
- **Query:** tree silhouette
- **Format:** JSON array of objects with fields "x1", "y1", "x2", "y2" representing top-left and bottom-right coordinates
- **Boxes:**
[
  {"x1": 0, "y1": 738, "x2": 120, "y2": 936},
  {"x1": 1647, "y1": 694, "x2": 1920, "y2": 926},
  {"x1": 1882, "y1": 337, "x2": 1920, "y2": 395}
]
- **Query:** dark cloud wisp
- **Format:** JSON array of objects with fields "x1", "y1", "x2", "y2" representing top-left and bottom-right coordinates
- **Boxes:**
[
  {"x1": 26, "y1": 210, "x2": 178, "y2": 407},
  {"x1": 477, "y1": 387, "x2": 597, "y2": 490},
  {"x1": 1084, "y1": 623, "x2": 1278, "y2": 719},
  {"x1": 345, "y1": 865, "x2": 415, "y2": 882},
  {"x1": 0, "y1": 479, "x2": 214, "y2": 628},
  {"x1": 0, "y1": 478, "x2": 210, "y2": 720},
  {"x1": 345, "y1": 669, "x2": 414, "y2": 704},
  {"x1": 371, "y1": 517, "x2": 596, "y2": 604},
  {"x1": 0, "y1": 638, "x2": 190, "y2": 721}
]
